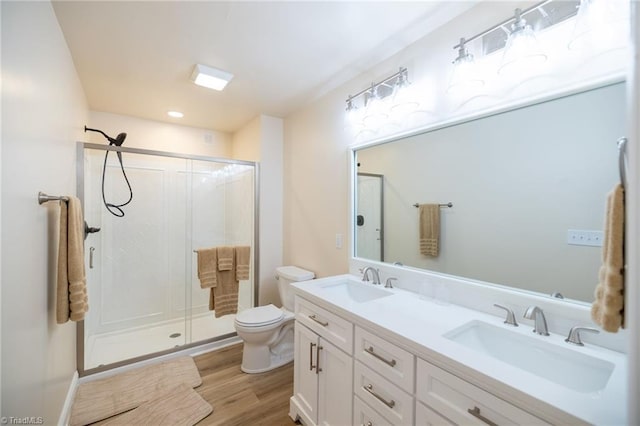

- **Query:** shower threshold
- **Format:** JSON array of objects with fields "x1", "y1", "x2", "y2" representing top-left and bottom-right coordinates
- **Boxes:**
[{"x1": 84, "y1": 313, "x2": 236, "y2": 370}]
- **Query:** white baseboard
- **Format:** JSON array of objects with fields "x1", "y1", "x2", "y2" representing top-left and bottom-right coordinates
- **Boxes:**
[{"x1": 58, "y1": 370, "x2": 79, "y2": 426}]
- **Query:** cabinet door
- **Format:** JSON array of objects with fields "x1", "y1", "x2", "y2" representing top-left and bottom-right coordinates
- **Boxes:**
[
  {"x1": 317, "y1": 338, "x2": 353, "y2": 426},
  {"x1": 294, "y1": 322, "x2": 319, "y2": 425}
]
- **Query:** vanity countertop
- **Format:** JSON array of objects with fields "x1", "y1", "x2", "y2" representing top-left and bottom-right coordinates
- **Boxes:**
[{"x1": 291, "y1": 274, "x2": 627, "y2": 425}]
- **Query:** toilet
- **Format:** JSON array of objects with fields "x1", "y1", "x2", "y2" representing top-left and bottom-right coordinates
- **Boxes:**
[{"x1": 234, "y1": 266, "x2": 315, "y2": 373}]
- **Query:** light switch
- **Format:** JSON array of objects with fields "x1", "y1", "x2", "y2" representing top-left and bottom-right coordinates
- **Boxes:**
[{"x1": 335, "y1": 233, "x2": 343, "y2": 249}]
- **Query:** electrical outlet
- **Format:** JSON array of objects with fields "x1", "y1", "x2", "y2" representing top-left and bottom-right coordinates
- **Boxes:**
[{"x1": 567, "y1": 229, "x2": 603, "y2": 247}]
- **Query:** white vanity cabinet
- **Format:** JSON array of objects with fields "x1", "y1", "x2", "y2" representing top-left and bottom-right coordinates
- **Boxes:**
[
  {"x1": 291, "y1": 297, "x2": 354, "y2": 426},
  {"x1": 416, "y1": 359, "x2": 550, "y2": 426}
]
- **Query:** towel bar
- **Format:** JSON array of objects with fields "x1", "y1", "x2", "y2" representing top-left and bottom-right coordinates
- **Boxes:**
[
  {"x1": 413, "y1": 202, "x2": 453, "y2": 208},
  {"x1": 38, "y1": 191, "x2": 69, "y2": 205}
]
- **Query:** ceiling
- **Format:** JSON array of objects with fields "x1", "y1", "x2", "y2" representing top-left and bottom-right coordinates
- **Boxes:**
[{"x1": 52, "y1": 1, "x2": 477, "y2": 133}]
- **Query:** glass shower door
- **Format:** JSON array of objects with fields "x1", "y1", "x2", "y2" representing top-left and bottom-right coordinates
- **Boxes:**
[
  {"x1": 80, "y1": 144, "x2": 257, "y2": 373},
  {"x1": 83, "y1": 149, "x2": 189, "y2": 369}
]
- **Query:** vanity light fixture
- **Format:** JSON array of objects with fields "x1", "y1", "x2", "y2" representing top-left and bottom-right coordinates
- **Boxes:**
[
  {"x1": 167, "y1": 111, "x2": 184, "y2": 118},
  {"x1": 498, "y1": 8, "x2": 547, "y2": 75},
  {"x1": 191, "y1": 64, "x2": 234, "y2": 91},
  {"x1": 344, "y1": 67, "x2": 415, "y2": 135},
  {"x1": 447, "y1": 38, "x2": 484, "y2": 93}
]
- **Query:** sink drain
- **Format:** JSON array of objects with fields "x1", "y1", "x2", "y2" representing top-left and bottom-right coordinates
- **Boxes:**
[{"x1": 169, "y1": 333, "x2": 181, "y2": 338}]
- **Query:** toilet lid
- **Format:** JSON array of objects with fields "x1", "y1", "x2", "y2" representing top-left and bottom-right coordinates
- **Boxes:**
[{"x1": 235, "y1": 304, "x2": 284, "y2": 327}]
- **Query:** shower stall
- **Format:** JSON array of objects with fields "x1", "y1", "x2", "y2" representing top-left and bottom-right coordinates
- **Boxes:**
[{"x1": 77, "y1": 142, "x2": 258, "y2": 374}]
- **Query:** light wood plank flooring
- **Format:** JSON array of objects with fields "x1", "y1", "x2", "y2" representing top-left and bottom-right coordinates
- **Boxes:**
[
  {"x1": 193, "y1": 343, "x2": 296, "y2": 426},
  {"x1": 92, "y1": 343, "x2": 296, "y2": 426}
]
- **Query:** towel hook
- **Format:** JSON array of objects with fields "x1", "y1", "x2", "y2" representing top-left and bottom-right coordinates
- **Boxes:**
[{"x1": 618, "y1": 137, "x2": 627, "y2": 190}]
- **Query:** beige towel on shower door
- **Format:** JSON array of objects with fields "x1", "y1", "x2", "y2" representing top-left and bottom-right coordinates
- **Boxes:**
[
  {"x1": 419, "y1": 204, "x2": 440, "y2": 257},
  {"x1": 212, "y1": 246, "x2": 239, "y2": 318},
  {"x1": 56, "y1": 197, "x2": 89, "y2": 323},
  {"x1": 592, "y1": 183, "x2": 625, "y2": 332},
  {"x1": 196, "y1": 247, "x2": 217, "y2": 289},
  {"x1": 235, "y1": 246, "x2": 251, "y2": 281}
]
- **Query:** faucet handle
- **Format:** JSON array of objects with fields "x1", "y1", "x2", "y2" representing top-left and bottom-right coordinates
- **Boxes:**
[
  {"x1": 565, "y1": 326, "x2": 599, "y2": 346},
  {"x1": 493, "y1": 304, "x2": 518, "y2": 327},
  {"x1": 385, "y1": 277, "x2": 398, "y2": 289}
]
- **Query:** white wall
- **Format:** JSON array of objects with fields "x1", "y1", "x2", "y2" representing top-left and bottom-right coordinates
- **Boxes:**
[
  {"x1": 232, "y1": 115, "x2": 284, "y2": 306},
  {"x1": 88, "y1": 111, "x2": 232, "y2": 158},
  {"x1": 283, "y1": 1, "x2": 627, "y2": 279},
  {"x1": 1, "y1": 1, "x2": 88, "y2": 423}
]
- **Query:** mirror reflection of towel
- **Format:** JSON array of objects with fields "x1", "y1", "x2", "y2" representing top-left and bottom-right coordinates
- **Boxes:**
[
  {"x1": 419, "y1": 204, "x2": 440, "y2": 257},
  {"x1": 592, "y1": 183, "x2": 625, "y2": 332}
]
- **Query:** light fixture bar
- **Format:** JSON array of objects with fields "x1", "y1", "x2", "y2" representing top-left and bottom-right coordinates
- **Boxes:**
[
  {"x1": 452, "y1": 0, "x2": 552, "y2": 50},
  {"x1": 346, "y1": 67, "x2": 408, "y2": 104}
]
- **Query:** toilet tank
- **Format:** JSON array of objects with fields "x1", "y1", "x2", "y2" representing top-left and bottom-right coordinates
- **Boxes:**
[{"x1": 276, "y1": 266, "x2": 315, "y2": 311}]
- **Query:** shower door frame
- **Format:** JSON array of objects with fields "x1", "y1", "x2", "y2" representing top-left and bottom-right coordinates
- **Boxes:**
[{"x1": 76, "y1": 142, "x2": 260, "y2": 376}]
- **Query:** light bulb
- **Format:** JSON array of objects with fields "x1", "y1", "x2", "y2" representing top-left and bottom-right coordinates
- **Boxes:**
[
  {"x1": 390, "y1": 69, "x2": 419, "y2": 116},
  {"x1": 362, "y1": 86, "x2": 389, "y2": 132},
  {"x1": 568, "y1": 0, "x2": 629, "y2": 51},
  {"x1": 447, "y1": 38, "x2": 484, "y2": 93},
  {"x1": 498, "y1": 9, "x2": 547, "y2": 76}
]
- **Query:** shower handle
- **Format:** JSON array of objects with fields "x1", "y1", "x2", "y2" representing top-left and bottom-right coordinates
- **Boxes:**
[{"x1": 84, "y1": 221, "x2": 101, "y2": 240}]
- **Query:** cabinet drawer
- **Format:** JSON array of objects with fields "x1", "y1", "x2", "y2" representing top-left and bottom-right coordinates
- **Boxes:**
[
  {"x1": 354, "y1": 361, "x2": 413, "y2": 426},
  {"x1": 354, "y1": 396, "x2": 392, "y2": 426},
  {"x1": 296, "y1": 297, "x2": 353, "y2": 354},
  {"x1": 355, "y1": 326, "x2": 414, "y2": 392},
  {"x1": 416, "y1": 359, "x2": 549, "y2": 426},
  {"x1": 416, "y1": 401, "x2": 454, "y2": 426}
]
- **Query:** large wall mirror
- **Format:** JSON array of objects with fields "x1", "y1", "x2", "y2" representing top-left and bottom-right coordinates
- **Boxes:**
[{"x1": 354, "y1": 82, "x2": 625, "y2": 304}]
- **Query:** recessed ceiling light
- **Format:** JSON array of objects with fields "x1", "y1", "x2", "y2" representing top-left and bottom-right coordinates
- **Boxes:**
[
  {"x1": 167, "y1": 111, "x2": 184, "y2": 118},
  {"x1": 190, "y1": 64, "x2": 234, "y2": 91}
]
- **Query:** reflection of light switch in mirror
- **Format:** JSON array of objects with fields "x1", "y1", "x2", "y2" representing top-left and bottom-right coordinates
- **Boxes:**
[{"x1": 567, "y1": 230, "x2": 603, "y2": 247}]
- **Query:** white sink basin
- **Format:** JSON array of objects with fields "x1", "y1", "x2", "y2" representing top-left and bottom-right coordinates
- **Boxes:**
[
  {"x1": 444, "y1": 320, "x2": 614, "y2": 393},
  {"x1": 317, "y1": 280, "x2": 393, "y2": 303}
]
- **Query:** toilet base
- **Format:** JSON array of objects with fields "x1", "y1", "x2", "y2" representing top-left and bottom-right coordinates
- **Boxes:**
[{"x1": 240, "y1": 339, "x2": 294, "y2": 373}]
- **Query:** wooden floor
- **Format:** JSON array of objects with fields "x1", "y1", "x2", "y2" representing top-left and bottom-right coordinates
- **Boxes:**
[
  {"x1": 192, "y1": 344, "x2": 297, "y2": 426},
  {"x1": 92, "y1": 344, "x2": 297, "y2": 426}
]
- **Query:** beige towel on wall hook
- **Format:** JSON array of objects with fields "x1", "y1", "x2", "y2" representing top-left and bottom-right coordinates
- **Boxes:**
[{"x1": 591, "y1": 183, "x2": 625, "y2": 332}]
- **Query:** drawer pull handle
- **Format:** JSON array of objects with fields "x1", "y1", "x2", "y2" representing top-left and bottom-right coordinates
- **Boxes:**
[
  {"x1": 309, "y1": 343, "x2": 316, "y2": 371},
  {"x1": 363, "y1": 384, "x2": 395, "y2": 408},
  {"x1": 309, "y1": 314, "x2": 329, "y2": 327},
  {"x1": 468, "y1": 406, "x2": 498, "y2": 426},
  {"x1": 316, "y1": 345, "x2": 323, "y2": 374},
  {"x1": 364, "y1": 346, "x2": 397, "y2": 367}
]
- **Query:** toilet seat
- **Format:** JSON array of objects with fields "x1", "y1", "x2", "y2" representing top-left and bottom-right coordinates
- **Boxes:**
[{"x1": 235, "y1": 304, "x2": 284, "y2": 327}]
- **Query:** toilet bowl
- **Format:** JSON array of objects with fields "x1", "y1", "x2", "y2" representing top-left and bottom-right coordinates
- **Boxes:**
[{"x1": 234, "y1": 266, "x2": 314, "y2": 373}]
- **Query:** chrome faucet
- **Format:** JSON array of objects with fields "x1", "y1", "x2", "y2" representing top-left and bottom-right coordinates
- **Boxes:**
[
  {"x1": 362, "y1": 267, "x2": 381, "y2": 285},
  {"x1": 565, "y1": 326, "x2": 599, "y2": 346},
  {"x1": 385, "y1": 277, "x2": 397, "y2": 289},
  {"x1": 523, "y1": 306, "x2": 549, "y2": 336}
]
